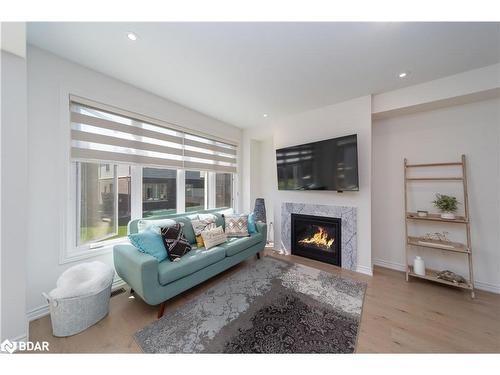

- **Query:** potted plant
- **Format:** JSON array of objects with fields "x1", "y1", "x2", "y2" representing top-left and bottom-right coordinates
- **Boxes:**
[{"x1": 432, "y1": 193, "x2": 459, "y2": 219}]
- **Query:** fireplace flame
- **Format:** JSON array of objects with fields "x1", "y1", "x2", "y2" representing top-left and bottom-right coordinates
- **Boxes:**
[{"x1": 298, "y1": 226, "x2": 334, "y2": 249}]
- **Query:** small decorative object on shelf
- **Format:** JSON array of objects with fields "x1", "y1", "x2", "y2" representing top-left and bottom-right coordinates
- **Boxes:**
[
  {"x1": 413, "y1": 256, "x2": 426, "y2": 276},
  {"x1": 417, "y1": 210, "x2": 428, "y2": 217},
  {"x1": 253, "y1": 198, "x2": 267, "y2": 223},
  {"x1": 432, "y1": 193, "x2": 460, "y2": 220},
  {"x1": 436, "y1": 270, "x2": 467, "y2": 284},
  {"x1": 423, "y1": 231, "x2": 451, "y2": 242}
]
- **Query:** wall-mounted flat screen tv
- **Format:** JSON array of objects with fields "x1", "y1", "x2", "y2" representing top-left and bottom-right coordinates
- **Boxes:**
[{"x1": 276, "y1": 134, "x2": 359, "y2": 191}]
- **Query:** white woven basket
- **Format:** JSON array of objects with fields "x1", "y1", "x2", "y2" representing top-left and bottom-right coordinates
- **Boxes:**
[{"x1": 43, "y1": 283, "x2": 112, "y2": 337}]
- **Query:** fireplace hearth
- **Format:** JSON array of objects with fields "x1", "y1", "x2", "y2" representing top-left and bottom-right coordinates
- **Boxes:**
[{"x1": 291, "y1": 213, "x2": 341, "y2": 266}]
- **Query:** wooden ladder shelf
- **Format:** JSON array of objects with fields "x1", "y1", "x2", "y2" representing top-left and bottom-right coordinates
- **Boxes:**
[{"x1": 404, "y1": 154, "x2": 475, "y2": 298}]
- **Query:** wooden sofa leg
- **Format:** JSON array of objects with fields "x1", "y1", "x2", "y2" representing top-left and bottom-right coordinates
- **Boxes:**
[
  {"x1": 158, "y1": 302, "x2": 166, "y2": 319},
  {"x1": 256, "y1": 252, "x2": 261, "y2": 260}
]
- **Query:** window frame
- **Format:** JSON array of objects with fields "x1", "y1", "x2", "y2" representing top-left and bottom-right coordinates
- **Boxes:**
[{"x1": 64, "y1": 164, "x2": 236, "y2": 264}]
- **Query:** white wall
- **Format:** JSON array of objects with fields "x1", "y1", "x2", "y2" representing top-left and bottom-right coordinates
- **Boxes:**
[
  {"x1": 241, "y1": 134, "x2": 264, "y2": 213},
  {"x1": 1, "y1": 50, "x2": 28, "y2": 341},
  {"x1": 258, "y1": 95, "x2": 373, "y2": 274},
  {"x1": 26, "y1": 46, "x2": 243, "y2": 318},
  {"x1": 372, "y1": 98, "x2": 500, "y2": 292},
  {"x1": 1, "y1": 22, "x2": 26, "y2": 58},
  {"x1": 249, "y1": 139, "x2": 262, "y2": 209}
]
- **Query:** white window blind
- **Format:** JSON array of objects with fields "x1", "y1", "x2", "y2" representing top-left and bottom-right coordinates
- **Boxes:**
[{"x1": 70, "y1": 98, "x2": 237, "y2": 173}]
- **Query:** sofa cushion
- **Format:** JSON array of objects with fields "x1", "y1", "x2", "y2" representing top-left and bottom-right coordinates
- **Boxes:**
[
  {"x1": 221, "y1": 232, "x2": 263, "y2": 257},
  {"x1": 158, "y1": 246, "x2": 226, "y2": 285},
  {"x1": 175, "y1": 216, "x2": 197, "y2": 244}
]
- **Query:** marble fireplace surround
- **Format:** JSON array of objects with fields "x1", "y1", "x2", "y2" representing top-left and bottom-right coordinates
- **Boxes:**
[{"x1": 281, "y1": 202, "x2": 357, "y2": 271}]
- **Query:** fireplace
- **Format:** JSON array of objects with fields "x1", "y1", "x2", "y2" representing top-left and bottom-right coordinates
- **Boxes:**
[{"x1": 291, "y1": 213, "x2": 341, "y2": 266}]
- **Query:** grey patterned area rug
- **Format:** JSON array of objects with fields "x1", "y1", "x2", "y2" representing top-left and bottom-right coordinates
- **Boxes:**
[{"x1": 134, "y1": 257, "x2": 366, "y2": 353}]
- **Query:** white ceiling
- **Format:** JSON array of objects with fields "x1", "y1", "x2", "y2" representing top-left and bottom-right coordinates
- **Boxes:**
[{"x1": 27, "y1": 22, "x2": 500, "y2": 128}]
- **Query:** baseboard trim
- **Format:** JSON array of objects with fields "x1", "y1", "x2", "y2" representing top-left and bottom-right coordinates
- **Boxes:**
[
  {"x1": 356, "y1": 264, "x2": 373, "y2": 276},
  {"x1": 112, "y1": 276, "x2": 126, "y2": 290},
  {"x1": 474, "y1": 280, "x2": 500, "y2": 294},
  {"x1": 373, "y1": 258, "x2": 406, "y2": 272},
  {"x1": 26, "y1": 304, "x2": 49, "y2": 322},
  {"x1": 26, "y1": 276, "x2": 127, "y2": 323},
  {"x1": 373, "y1": 258, "x2": 500, "y2": 294}
]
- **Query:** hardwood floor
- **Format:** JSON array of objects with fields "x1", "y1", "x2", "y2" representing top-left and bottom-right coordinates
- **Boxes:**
[{"x1": 29, "y1": 250, "x2": 500, "y2": 353}]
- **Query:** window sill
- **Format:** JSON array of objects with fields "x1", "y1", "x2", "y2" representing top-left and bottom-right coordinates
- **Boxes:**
[{"x1": 60, "y1": 238, "x2": 129, "y2": 265}]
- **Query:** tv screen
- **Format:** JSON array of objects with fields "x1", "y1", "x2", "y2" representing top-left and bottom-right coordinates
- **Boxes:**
[{"x1": 276, "y1": 134, "x2": 359, "y2": 191}]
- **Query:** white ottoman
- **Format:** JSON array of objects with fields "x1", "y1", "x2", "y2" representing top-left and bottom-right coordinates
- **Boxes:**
[{"x1": 43, "y1": 261, "x2": 115, "y2": 337}]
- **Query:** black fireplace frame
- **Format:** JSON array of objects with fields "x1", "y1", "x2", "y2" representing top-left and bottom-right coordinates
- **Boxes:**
[{"x1": 291, "y1": 213, "x2": 342, "y2": 266}]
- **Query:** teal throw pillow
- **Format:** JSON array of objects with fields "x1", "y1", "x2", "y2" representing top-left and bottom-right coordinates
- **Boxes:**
[
  {"x1": 128, "y1": 228, "x2": 167, "y2": 262},
  {"x1": 248, "y1": 212, "x2": 257, "y2": 234}
]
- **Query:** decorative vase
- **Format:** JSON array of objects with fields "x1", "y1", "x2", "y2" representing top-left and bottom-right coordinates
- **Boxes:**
[
  {"x1": 253, "y1": 198, "x2": 266, "y2": 223},
  {"x1": 413, "y1": 256, "x2": 426, "y2": 276},
  {"x1": 440, "y1": 212, "x2": 456, "y2": 220}
]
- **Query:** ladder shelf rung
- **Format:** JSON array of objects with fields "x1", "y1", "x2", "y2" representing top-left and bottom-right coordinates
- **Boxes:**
[
  {"x1": 406, "y1": 177, "x2": 463, "y2": 181},
  {"x1": 407, "y1": 236, "x2": 470, "y2": 253},
  {"x1": 406, "y1": 162, "x2": 463, "y2": 168}
]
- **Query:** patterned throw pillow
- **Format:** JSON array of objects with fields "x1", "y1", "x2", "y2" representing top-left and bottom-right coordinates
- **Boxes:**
[
  {"x1": 160, "y1": 223, "x2": 192, "y2": 261},
  {"x1": 201, "y1": 226, "x2": 227, "y2": 250},
  {"x1": 191, "y1": 217, "x2": 217, "y2": 248},
  {"x1": 223, "y1": 214, "x2": 250, "y2": 237}
]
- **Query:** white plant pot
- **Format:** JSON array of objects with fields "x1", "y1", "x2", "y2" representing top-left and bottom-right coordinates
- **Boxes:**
[{"x1": 440, "y1": 212, "x2": 456, "y2": 220}]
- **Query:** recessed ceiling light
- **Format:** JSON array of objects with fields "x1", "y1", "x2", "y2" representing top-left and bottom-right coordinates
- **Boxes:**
[
  {"x1": 263, "y1": 114, "x2": 269, "y2": 118},
  {"x1": 399, "y1": 71, "x2": 409, "y2": 78},
  {"x1": 126, "y1": 32, "x2": 138, "y2": 41}
]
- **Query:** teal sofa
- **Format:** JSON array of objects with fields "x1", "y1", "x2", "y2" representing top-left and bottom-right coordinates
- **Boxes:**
[{"x1": 113, "y1": 209, "x2": 266, "y2": 318}]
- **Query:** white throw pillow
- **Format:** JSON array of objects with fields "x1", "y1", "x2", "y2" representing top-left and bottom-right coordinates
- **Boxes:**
[
  {"x1": 137, "y1": 218, "x2": 177, "y2": 234},
  {"x1": 198, "y1": 213, "x2": 217, "y2": 222},
  {"x1": 201, "y1": 226, "x2": 227, "y2": 250}
]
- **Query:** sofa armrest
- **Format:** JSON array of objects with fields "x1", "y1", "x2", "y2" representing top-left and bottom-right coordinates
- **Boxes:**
[
  {"x1": 113, "y1": 244, "x2": 159, "y2": 303},
  {"x1": 255, "y1": 222, "x2": 267, "y2": 244}
]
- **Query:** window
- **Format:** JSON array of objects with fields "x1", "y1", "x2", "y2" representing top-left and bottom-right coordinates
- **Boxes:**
[
  {"x1": 67, "y1": 97, "x2": 238, "y2": 259},
  {"x1": 142, "y1": 167, "x2": 177, "y2": 217},
  {"x1": 76, "y1": 162, "x2": 131, "y2": 247},
  {"x1": 185, "y1": 171, "x2": 206, "y2": 212},
  {"x1": 215, "y1": 172, "x2": 233, "y2": 208}
]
